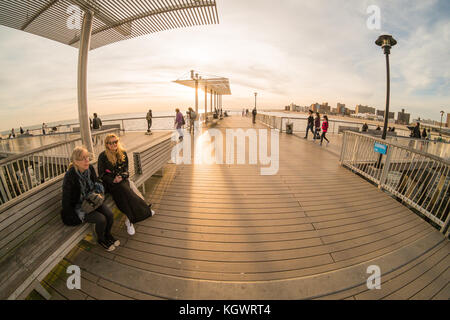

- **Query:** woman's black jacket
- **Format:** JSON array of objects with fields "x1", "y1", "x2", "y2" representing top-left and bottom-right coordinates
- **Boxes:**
[{"x1": 61, "y1": 165, "x2": 99, "y2": 226}]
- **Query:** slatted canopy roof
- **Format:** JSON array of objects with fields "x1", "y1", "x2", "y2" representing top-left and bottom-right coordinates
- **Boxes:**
[
  {"x1": 174, "y1": 72, "x2": 231, "y2": 95},
  {"x1": 0, "y1": 0, "x2": 219, "y2": 50}
]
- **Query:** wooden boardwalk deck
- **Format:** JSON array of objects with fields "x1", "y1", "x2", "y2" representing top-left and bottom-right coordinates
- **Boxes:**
[{"x1": 37, "y1": 117, "x2": 449, "y2": 300}]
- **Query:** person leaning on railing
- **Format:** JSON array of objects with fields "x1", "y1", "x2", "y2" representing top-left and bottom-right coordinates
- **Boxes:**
[
  {"x1": 97, "y1": 134, "x2": 155, "y2": 236},
  {"x1": 61, "y1": 146, "x2": 118, "y2": 252}
]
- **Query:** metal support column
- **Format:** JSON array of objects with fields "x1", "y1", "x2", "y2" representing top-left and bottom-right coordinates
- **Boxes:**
[
  {"x1": 78, "y1": 10, "x2": 94, "y2": 154},
  {"x1": 210, "y1": 89, "x2": 213, "y2": 113},
  {"x1": 195, "y1": 79, "x2": 198, "y2": 115},
  {"x1": 204, "y1": 86, "x2": 207, "y2": 122}
]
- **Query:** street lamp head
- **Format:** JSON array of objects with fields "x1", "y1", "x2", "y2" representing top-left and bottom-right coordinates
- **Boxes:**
[{"x1": 375, "y1": 34, "x2": 397, "y2": 54}]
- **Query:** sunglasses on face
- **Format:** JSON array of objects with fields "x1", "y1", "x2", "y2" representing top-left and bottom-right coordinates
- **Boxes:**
[
  {"x1": 107, "y1": 140, "x2": 118, "y2": 145},
  {"x1": 78, "y1": 156, "x2": 91, "y2": 161}
]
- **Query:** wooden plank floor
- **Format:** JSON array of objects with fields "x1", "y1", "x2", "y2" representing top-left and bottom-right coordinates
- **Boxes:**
[{"x1": 40, "y1": 117, "x2": 449, "y2": 300}]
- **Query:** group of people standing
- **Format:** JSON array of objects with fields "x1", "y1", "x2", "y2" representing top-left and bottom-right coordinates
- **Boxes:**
[
  {"x1": 173, "y1": 107, "x2": 199, "y2": 141},
  {"x1": 61, "y1": 133, "x2": 155, "y2": 252},
  {"x1": 304, "y1": 110, "x2": 330, "y2": 146}
]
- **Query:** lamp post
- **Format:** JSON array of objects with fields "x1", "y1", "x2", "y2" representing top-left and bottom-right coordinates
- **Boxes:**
[
  {"x1": 254, "y1": 92, "x2": 257, "y2": 109},
  {"x1": 440, "y1": 110, "x2": 445, "y2": 135},
  {"x1": 375, "y1": 34, "x2": 397, "y2": 168},
  {"x1": 375, "y1": 34, "x2": 397, "y2": 140}
]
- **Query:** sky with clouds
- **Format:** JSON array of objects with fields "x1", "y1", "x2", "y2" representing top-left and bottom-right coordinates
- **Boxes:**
[{"x1": 0, "y1": 0, "x2": 449, "y2": 131}]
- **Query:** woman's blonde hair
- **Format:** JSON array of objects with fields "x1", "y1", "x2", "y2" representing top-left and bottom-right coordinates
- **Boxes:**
[
  {"x1": 104, "y1": 133, "x2": 126, "y2": 165},
  {"x1": 68, "y1": 146, "x2": 91, "y2": 170}
]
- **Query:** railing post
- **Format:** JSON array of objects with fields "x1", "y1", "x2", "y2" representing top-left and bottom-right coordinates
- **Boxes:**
[
  {"x1": 340, "y1": 131, "x2": 347, "y2": 165},
  {"x1": 379, "y1": 144, "x2": 392, "y2": 189}
]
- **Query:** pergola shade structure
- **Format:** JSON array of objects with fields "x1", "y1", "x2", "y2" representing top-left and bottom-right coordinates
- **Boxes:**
[
  {"x1": 0, "y1": 0, "x2": 219, "y2": 153},
  {"x1": 174, "y1": 77, "x2": 231, "y2": 95},
  {"x1": 174, "y1": 71, "x2": 230, "y2": 117},
  {"x1": 0, "y1": 0, "x2": 219, "y2": 50}
]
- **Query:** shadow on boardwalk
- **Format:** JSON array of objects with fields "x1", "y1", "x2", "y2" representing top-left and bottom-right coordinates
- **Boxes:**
[{"x1": 35, "y1": 116, "x2": 449, "y2": 300}]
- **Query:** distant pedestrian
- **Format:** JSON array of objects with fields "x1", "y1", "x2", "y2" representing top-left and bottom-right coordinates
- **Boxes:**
[
  {"x1": 188, "y1": 107, "x2": 197, "y2": 134},
  {"x1": 146, "y1": 109, "x2": 153, "y2": 134},
  {"x1": 252, "y1": 107, "x2": 257, "y2": 124},
  {"x1": 20, "y1": 127, "x2": 24, "y2": 135},
  {"x1": 174, "y1": 108, "x2": 184, "y2": 141},
  {"x1": 320, "y1": 115, "x2": 330, "y2": 146},
  {"x1": 362, "y1": 123, "x2": 368, "y2": 132},
  {"x1": 376, "y1": 125, "x2": 381, "y2": 131},
  {"x1": 242, "y1": 108, "x2": 245, "y2": 117},
  {"x1": 422, "y1": 128, "x2": 427, "y2": 139},
  {"x1": 246, "y1": 109, "x2": 249, "y2": 116},
  {"x1": 413, "y1": 122, "x2": 421, "y2": 138},
  {"x1": 10, "y1": 128, "x2": 15, "y2": 138},
  {"x1": 304, "y1": 110, "x2": 315, "y2": 139},
  {"x1": 42, "y1": 123, "x2": 47, "y2": 135},
  {"x1": 92, "y1": 113, "x2": 102, "y2": 130},
  {"x1": 313, "y1": 112, "x2": 321, "y2": 142}
]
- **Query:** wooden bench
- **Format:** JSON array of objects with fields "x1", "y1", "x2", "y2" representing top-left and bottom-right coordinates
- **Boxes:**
[
  {"x1": 338, "y1": 126, "x2": 360, "y2": 134},
  {"x1": 0, "y1": 133, "x2": 174, "y2": 300},
  {"x1": 132, "y1": 133, "x2": 174, "y2": 189}
]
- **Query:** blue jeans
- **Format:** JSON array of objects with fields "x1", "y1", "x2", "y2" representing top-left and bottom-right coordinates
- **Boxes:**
[
  {"x1": 314, "y1": 128, "x2": 320, "y2": 140},
  {"x1": 305, "y1": 124, "x2": 314, "y2": 138}
]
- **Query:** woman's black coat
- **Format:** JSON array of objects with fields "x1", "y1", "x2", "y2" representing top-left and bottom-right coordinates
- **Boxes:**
[
  {"x1": 61, "y1": 165, "x2": 99, "y2": 226},
  {"x1": 97, "y1": 151, "x2": 151, "y2": 224}
]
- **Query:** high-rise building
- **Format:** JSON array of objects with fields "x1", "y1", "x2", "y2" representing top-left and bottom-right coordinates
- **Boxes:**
[
  {"x1": 376, "y1": 110, "x2": 395, "y2": 118},
  {"x1": 337, "y1": 103, "x2": 346, "y2": 115},
  {"x1": 310, "y1": 103, "x2": 320, "y2": 112},
  {"x1": 319, "y1": 102, "x2": 330, "y2": 114},
  {"x1": 355, "y1": 104, "x2": 375, "y2": 114},
  {"x1": 397, "y1": 109, "x2": 410, "y2": 125}
]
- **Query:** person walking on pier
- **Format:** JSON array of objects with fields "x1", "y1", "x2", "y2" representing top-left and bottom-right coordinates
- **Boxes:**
[
  {"x1": 320, "y1": 115, "x2": 330, "y2": 146},
  {"x1": 188, "y1": 107, "x2": 197, "y2": 134},
  {"x1": 413, "y1": 122, "x2": 421, "y2": 138},
  {"x1": 252, "y1": 107, "x2": 257, "y2": 124},
  {"x1": 61, "y1": 146, "x2": 118, "y2": 252},
  {"x1": 313, "y1": 112, "x2": 321, "y2": 142},
  {"x1": 146, "y1": 109, "x2": 153, "y2": 134},
  {"x1": 422, "y1": 128, "x2": 428, "y2": 139},
  {"x1": 98, "y1": 134, "x2": 155, "y2": 236},
  {"x1": 175, "y1": 108, "x2": 185, "y2": 141},
  {"x1": 304, "y1": 110, "x2": 315, "y2": 139}
]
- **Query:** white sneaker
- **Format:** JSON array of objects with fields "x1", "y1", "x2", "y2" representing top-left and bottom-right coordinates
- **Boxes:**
[
  {"x1": 151, "y1": 209, "x2": 156, "y2": 217},
  {"x1": 125, "y1": 218, "x2": 135, "y2": 235}
]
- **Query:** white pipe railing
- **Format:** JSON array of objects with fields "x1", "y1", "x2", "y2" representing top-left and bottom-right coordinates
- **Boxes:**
[
  {"x1": 0, "y1": 128, "x2": 120, "y2": 206},
  {"x1": 340, "y1": 131, "x2": 450, "y2": 234}
]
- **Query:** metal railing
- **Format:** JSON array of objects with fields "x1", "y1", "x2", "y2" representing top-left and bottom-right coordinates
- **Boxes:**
[
  {"x1": 0, "y1": 128, "x2": 120, "y2": 205},
  {"x1": 340, "y1": 131, "x2": 450, "y2": 234},
  {"x1": 256, "y1": 114, "x2": 283, "y2": 130}
]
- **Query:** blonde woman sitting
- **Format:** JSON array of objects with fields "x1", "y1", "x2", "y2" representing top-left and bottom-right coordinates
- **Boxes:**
[
  {"x1": 98, "y1": 134, "x2": 155, "y2": 235},
  {"x1": 61, "y1": 146, "x2": 118, "y2": 251}
]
